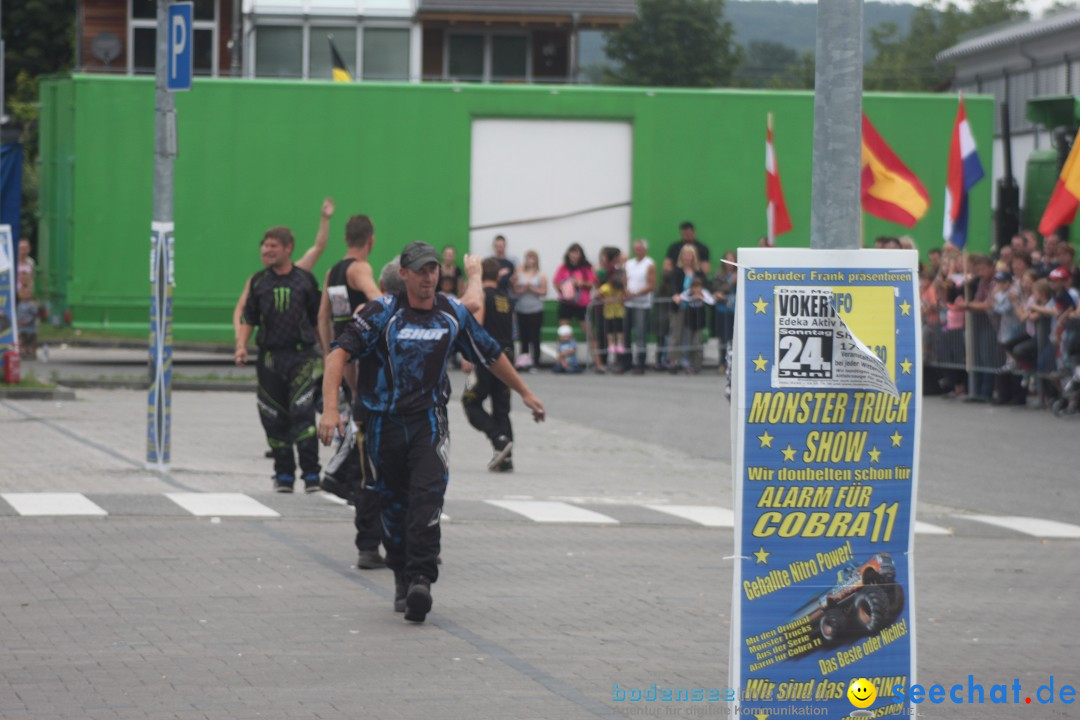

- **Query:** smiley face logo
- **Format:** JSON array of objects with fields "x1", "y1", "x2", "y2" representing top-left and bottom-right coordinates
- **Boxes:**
[{"x1": 847, "y1": 678, "x2": 877, "y2": 708}]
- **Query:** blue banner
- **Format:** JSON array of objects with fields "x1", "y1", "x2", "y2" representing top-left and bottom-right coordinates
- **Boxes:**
[
  {"x1": 1, "y1": 144, "x2": 22, "y2": 242},
  {"x1": 731, "y1": 249, "x2": 922, "y2": 719}
]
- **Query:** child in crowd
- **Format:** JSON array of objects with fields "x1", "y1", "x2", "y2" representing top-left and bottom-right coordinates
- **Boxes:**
[
  {"x1": 17, "y1": 270, "x2": 39, "y2": 360},
  {"x1": 552, "y1": 322, "x2": 582, "y2": 374},
  {"x1": 673, "y1": 277, "x2": 715, "y2": 374},
  {"x1": 598, "y1": 274, "x2": 626, "y2": 365}
]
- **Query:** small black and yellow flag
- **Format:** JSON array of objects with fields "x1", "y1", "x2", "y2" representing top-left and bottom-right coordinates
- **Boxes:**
[{"x1": 328, "y1": 37, "x2": 352, "y2": 82}]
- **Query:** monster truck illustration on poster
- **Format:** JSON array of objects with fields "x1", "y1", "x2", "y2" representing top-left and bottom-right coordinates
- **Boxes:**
[{"x1": 796, "y1": 553, "x2": 905, "y2": 648}]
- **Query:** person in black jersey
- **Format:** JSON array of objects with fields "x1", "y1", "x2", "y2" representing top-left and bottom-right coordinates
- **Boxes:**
[
  {"x1": 318, "y1": 241, "x2": 545, "y2": 623},
  {"x1": 462, "y1": 258, "x2": 516, "y2": 472},
  {"x1": 235, "y1": 226, "x2": 323, "y2": 493},
  {"x1": 316, "y1": 214, "x2": 385, "y2": 568}
]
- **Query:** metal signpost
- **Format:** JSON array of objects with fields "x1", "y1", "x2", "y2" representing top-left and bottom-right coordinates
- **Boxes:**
[
  {"x1": 811, "y1": 0, "x2": 864, "y2": 251},
  {"x1": 147, "y1": 0, "x2": 191, "y2": 470}
]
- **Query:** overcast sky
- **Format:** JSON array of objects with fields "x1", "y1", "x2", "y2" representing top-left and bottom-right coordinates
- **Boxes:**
[{"x1": 752, "y1": 0, "x2": 1071, "y2": 19}]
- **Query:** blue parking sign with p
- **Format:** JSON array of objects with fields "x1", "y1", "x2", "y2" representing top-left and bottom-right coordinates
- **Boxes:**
[{"x1": 167, "y1": 2, "x2": 193, "y2": 91}]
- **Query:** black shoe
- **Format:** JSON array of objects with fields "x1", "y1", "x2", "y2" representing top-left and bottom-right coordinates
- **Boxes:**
[
  {"x1": 319, "y1": 474, "x2": 351, "y2": 500},
  {"x1": 394, "y1": 574, "x2": 407, "y2": 613},
  {"x1": 357, "y1": 549, "x2": 386, "y2": 570},
  {"x1": 264, "y1": 450, "x2": 274, "y2": 459},
  {"x1": 488, "y1": 436, "x2": 513, "y2": 470},
  {"x1": 273, "y1": 473, "x2": 295, "y2": 493},
  {"x1": 494, "y1": 458, "x2": 513, "y2": 473},
  {"x1": 302, "y1": 473, "x2": 321, "y2": 493},
  {"x1": 404, "y1": 576, "x2": 432, "y2": 622}
]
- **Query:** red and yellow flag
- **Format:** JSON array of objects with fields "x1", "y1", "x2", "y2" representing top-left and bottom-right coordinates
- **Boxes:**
[
  {"x1": 1039, "y1": 138, "x2": 1080, "y2": 236},
  {"x1": 861, "y1": 113, "x2": 930, "y2": 228}
]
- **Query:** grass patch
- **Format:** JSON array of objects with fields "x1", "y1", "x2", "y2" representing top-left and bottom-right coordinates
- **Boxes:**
[
  {"x1": 2, "y1": 371, "x2": 57, "y2": 390},
  {"x1": 38, "y1": 325, "x2": 143, "y2": 343}
]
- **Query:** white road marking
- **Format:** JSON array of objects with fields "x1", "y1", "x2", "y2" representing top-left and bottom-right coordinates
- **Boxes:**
[
  {"x1": 914, "y1": 521, "x2": 953, "y2": 535},
  {"x1": 2, "y1": 493, "x2": 108, "y2": 517},
  {"x1": 485, "y1": 499, "x2": 618, "y2": 524},
  {"x1": 955, "y1": 514, "x2": 1080, "y2": 539},
  {"x1": 166, "y1": 493, "x2": 280, "y2": 518},
  {"x1": 645, "y1": 505, "x2": 735, "y2": 527}
]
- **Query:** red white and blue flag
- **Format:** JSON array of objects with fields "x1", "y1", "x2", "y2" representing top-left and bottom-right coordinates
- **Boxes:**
[{"x1": 943, "y1": 97, "x2": 985, "y2": 249}]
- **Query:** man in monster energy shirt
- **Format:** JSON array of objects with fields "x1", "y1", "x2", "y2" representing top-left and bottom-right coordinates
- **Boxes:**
[
  {"x1": 318, "y1": 241, "x2": 545, "y2": 623},
  {"x1": 236, "y1": 226, "x2": 323, "y2": 493}
]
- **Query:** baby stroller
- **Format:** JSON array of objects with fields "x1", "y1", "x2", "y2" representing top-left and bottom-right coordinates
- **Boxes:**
[{"x1": 1051, "y1": 366, "x2": 1080, "y2": 417}]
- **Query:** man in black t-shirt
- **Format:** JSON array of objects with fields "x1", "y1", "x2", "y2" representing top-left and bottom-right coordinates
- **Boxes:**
[
  {"x1": 462, "y1": 258, "x2": 517, "y2": 471},
  {"x1": 492, "y1": 234, "x2": 516, "y2": 295},
  {"x1": 663, "y1": 221, "x2": 711, "y2": 274},
  {"x1": 235, "y1": 226, "x2": 323, "y2": 493}
]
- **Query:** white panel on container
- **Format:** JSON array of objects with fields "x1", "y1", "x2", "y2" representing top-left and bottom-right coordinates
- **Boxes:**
[{"x1": 469, "y1": 119, "x2": 632, "y2": 296}]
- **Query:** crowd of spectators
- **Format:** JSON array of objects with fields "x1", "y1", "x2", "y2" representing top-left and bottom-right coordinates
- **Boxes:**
[
  {"x1": 437, "y1": 226, "x2": 1080, "y2": 413},
  {"x1": 917, "y1": 229, "x2": 1080, "y2": 411},
  {"x1": 440, "y1": 223, "x2": 739, "y2": 377}
]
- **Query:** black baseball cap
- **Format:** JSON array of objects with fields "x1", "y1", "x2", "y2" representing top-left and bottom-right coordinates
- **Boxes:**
[{"x1": 400, "y1": 241, "x2": 439, "y2": 271}]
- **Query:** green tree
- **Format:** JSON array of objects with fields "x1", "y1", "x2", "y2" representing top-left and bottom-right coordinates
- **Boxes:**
[
  {"x1": 604, "y1": 0, "x2": 742, "y2": 87},
  {"x1": 3, "y1": 0, "x2": 75, "y2": 102},
  {"x1": 2, "y1": 0, "x2": 76, "y2": 246},
  {"x1": 864, "y1": 0, "x2": 1028, "y2": 91},
  {"x1": 737, "y1": 40, "x2": 799, "y2": 87}
]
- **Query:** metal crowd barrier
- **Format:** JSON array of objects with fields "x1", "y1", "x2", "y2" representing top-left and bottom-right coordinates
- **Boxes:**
[{"x1": 566, "y1": 297, "x2": 735, "y2": 372}]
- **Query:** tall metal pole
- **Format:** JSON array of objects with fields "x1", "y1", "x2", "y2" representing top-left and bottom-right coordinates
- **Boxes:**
[
  {"x1": 148, "y1": 0, "x2": 176, "y2": 470},
  {"x1": 810, "y1": 0, "x2": 863, "y2": 250}
]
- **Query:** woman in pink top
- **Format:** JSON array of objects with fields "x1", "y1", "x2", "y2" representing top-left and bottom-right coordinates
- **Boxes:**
[{"x1": 552, "y1": 244, "x2": 598, "y2": 369}]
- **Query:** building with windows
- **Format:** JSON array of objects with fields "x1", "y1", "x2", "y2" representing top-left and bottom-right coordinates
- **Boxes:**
[
  {"x1": 79, "y1": 0, "x2": 235, "y2": 76},
  {"x1": 937, "y1": 9, "x2": 1080, "y2": 206},
  {"x1": 75, "y1": 0, "x2": 636, "y2": 84}
]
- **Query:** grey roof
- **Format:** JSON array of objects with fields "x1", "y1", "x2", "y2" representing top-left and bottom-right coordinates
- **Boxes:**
[
  {"x1": 418, "y1": 0, "x2": 637, "y2": 17},
  {"x1": 936, "y1": 9, "x2": 1080, "y2": 63}
]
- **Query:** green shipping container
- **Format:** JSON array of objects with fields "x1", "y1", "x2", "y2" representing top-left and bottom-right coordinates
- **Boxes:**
[{"x1": 38, "y1": 76, "x2": 994, "y2": 341}]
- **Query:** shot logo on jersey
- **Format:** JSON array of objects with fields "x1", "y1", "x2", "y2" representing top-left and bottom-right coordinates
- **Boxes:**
[{"x1": 399, "y1": 327, "x2": 449, "y2": 341}]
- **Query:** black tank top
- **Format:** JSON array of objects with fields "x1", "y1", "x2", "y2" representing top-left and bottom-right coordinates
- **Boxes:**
[{"x1": 327, "y1": 258, "x2": 370, "y2": 339}]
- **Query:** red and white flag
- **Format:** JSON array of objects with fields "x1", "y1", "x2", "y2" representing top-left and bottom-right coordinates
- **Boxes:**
[{"x1": 766, "y1": 114, "x2": 793, "y2": 246}]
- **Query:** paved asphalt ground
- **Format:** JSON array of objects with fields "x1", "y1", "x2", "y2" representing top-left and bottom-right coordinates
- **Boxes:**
[{"x1": 0, "y1": 348, "x2": 1077, "y2": 719}]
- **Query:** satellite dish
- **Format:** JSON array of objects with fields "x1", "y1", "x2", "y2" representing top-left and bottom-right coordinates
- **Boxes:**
[{"x1": 92, "y1": 32, "x2": 123, "y2": 66}]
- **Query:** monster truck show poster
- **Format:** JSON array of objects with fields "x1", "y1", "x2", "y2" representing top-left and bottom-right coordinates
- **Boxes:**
[{"x1": 730, "y1": 249, "x2": 922, "y2": 718}]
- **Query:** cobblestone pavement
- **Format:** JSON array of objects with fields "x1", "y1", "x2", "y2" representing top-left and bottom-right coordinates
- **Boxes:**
[{"x1": 0, "y1": 385, "x2": 1076, "y2": 719}]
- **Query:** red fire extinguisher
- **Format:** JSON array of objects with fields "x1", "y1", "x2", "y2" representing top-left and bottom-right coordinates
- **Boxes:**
[{"x1": 3, "y1": 349, "x2": 20, "y2": 384}]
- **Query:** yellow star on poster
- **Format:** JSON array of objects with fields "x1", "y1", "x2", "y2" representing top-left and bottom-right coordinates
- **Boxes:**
[
  {"x1": 781, "y1": 444, "x2": 797, "y2": 462},
  {"x1": 753, "y1": 296, "x2": 769, "y2": 314},
  {"x1": 890, "y1": 430, "x2": 903, "y2": 447},
  {"x1": 900, "y1": 358, "x2": 912, "y2": 375},
  {"x1": 758, "y1": 430, "x2": 774, "y2": 448},
  {"x1": 755, "y1": 714, "x2": 770, "y2": 720},
  {"x1": 868, "y1": 446, "x2": 881, "y2": 463},
  {"x1": 899, "y1": 299, "x2": 912, "y2": 316},
  {"x1": 753, "y1": 546, "x2": 770, "y2": 564},
  {"x1": 753, "y1": 354, "x2": 768, "y2": 372}
]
